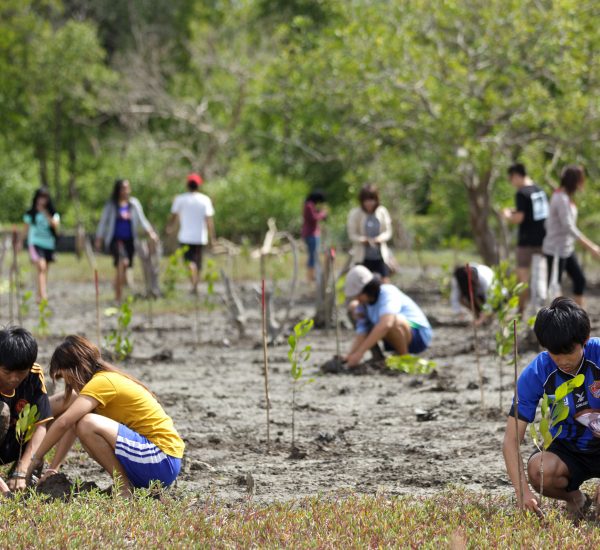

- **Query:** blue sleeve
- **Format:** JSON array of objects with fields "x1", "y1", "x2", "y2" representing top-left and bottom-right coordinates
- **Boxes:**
[
  {"x1": 584, "y1": 338, "x2": 600, "y2": 363},
  {"x1": 378, "y1": 290, "x2": 401, "y2": 317},
  {"x1": 509, "y1": 354, "x2": 547, "y2": 423},
  {"x1": 355, "y1": 304, "x2": 369, "y2": 335}
]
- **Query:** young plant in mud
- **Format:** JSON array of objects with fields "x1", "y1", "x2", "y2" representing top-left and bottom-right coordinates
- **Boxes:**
[
  {"x1": 163, "y1": 246, "x2": 188, "y2": 298},
  {"x1": 288, "y1": 319, "x2": 315, "y2": 451},
  {"x1": 385, "y1": 355, "x2": 436, "y2": 375},
  {"x1": 20, "y1": 290, "x2": 33, "y2": 320},
  {"x1": 15, "y1": 403, "x2": 39, "y2": 467},
  {"x1": 203, "y1": 259, "x2": 219, "y2": 310},
  {"x1": 485, "y1": 261, "x2": 527, "y2": 409},
  {"x1": 104, "y1": 296, "x2": 134, "y2": 360},
  {"x1": 36, "y1": 298, "x2": 52, "y2": 337},
  {"x1": 528, "y1": 374, "x2": 584, "y2": 509}
]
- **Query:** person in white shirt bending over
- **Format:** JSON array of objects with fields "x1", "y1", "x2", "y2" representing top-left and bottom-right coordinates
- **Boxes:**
[{"x1": 167, "y1": 173, "x2": 216, "y2": 294}]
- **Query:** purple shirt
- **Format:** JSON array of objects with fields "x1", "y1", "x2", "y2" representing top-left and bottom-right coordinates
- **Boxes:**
[{"x1": 114, "y1": 204, "x2": 133, "y2": 240}]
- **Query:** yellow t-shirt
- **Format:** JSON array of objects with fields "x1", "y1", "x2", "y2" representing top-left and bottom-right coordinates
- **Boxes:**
[{"x1": 80, "y1": 371, "x2": 184, "y2": 458}]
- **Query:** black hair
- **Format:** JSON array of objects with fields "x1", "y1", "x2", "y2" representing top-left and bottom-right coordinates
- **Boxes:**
[
  {"x1": 0, "y1": 326, "x2": 38, "y2": 372},
  {"x1": 534, "y1": 297, "x2": 590, "y2": 354},
  {"x1": 26, "y1": 187, "x2": 57, "y2": 237},
  {"x1": 560, "y1": 165, "x2": 585, "y2": 196},
  {"x1": 187, "y1": 181, "x2": 200, "y2": 191},
  {"x1": 111, "y1": 179, "x2": 129, "y2": 204},
  {"x1": 362, "y1": 277, "x2": 382, "y2": 304},
  {"x1": 454, "y1": 266, "x2": 485, "y2": 316},
  {"x1": 507, "y1": 163, "x2": 527, "y2": 177},
  {"x1": 306, "y1": 190, "x2": 326, "y2": 204}
]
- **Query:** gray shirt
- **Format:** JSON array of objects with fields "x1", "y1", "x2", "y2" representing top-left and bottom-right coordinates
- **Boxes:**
[
  {"x1": 542, "y1": 190, "x2": 582, "y2": 258},
  {"x1": 364, "y1": 214, "x2": 383, "y2": 261},
  {"x1": 95, "y1": 197, "x2": 152, "y2": 249}
]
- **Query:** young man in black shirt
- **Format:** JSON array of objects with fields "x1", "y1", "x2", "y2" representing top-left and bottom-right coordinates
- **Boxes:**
[
  {"x1": 502, "y1": 163, "x2": 549, "y2": 314},
  {"x1": 0, "y1": 327, "x2": 52, "y2": 495}
]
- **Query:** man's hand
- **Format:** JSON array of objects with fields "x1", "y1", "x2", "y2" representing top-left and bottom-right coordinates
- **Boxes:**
[
  {"x1": 520, "y1": 488, "x2": 543, "y2": 517},
  {"x1": 502, "y1": 207, "x2": 513, "y2": 220},
  {"x1": 7, "y1": 476, "x2": 26, "y2": 492},
  {"x1": 345, "y1": 351, "x2": 364, "y2": 367},
  {"x1": 25, "y1": 454, "x2": 43, "y2": 483},
  {"x1": 39, "y1": 468, "x2": 58, "y2": 484}
]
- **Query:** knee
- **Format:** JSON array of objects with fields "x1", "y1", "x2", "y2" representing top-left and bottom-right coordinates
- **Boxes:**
[{"x1": 75, "y1": 414, "x2": 98, "y2": 437}]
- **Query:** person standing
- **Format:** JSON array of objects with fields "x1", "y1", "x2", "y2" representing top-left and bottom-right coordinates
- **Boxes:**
[
  {"x1": 542, "y1": 165, "x2": 600, "y2": 306},
  {"x1": 168, "y1": 173, "x2": 215, "y2": 294},
  {"x1": 502, "y1": 163, "x2": 548, "y2": 313},
  {"x1": 301, "y1": 191, "x2": 327, "y2": 282},
  {"x1": 23, "y1": 187, "x2": 60, "y2": 303},
  {"x1": 347, "y1": 184, "x2": 393, "y2": 281},
  {"x1": 95, "y1": 179, "x2": 158, "y2": 303}
]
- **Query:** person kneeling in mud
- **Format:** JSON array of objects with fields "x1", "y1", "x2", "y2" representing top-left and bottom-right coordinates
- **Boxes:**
[
  {"x1": 343, "y1": 266, "x2": 432, "y2": 367},
  {"x1": 451, "y1": 264, "x2": 494, "y2": 325},
  {"x1": 0, "y1": 327, "x2": 53, "y2": 496},
  {"x1": 503, "y1": 297, "x2": 600, "y2": 520},
  {"x1": 26, "y1": 335, "x2": 185, "y2": 496}
]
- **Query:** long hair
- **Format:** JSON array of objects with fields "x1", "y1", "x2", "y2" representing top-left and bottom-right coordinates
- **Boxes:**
[
  {"x1": 49, "y1": 335, "x2": 154, "y2": 402},
  {"x1": 358, "y1": 184, "x2": 380, "y2": 212},
  {"x1": 560, "y1": 165, "x2": 585, "y2": 196},
  {"x1": 27, "y1": 187, "x2": 56, "y2": 219},
  {"x1": 111, "y1": 179, "x2": 129, "y2": 204}
]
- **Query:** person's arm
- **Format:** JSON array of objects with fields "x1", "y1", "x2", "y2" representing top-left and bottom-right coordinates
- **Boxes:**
[
  {"x1": 556, "y1": 194, "x2": 600, "y2": 257},
  {"x1": 95, "y1": 203, "x2": 110, "y2": 250},
  {"x1": 131, "y1": 198, "x2": 156, "y2": 241},
  {"x1": 347, "y1": 314, "x2": 396, "y2": 366},
  {"x1": 26, "y1": 395, "x2": 98, "y2": 478},
  {"x1": 375, "y1": 206, "x2": 393, "y2": 243},
  {"x1": 502, "y1": 209, "x2": 525, "y2": 225},
  {"x1": 502, "y1": 416, "x2": 542, "y2": 515},
  {"x1": 347, "y1": 209, "x2": 367, "y2": 244},
  {"x1": 44, "y1": 212, "x2": 60, "y2": 230},
  {"x1": 7, "y1": 424, "x2": 48, "y2": 491}
]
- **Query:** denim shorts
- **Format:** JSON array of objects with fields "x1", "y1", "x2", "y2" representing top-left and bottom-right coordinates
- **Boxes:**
[{"x1": 304, "y1": 236, "x2": 320, "y2": 268}]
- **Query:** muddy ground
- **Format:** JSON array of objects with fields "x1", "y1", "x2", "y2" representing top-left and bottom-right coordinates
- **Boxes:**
[{"x1": 8, "y1": 264, "x2": 600, "y2": 504}]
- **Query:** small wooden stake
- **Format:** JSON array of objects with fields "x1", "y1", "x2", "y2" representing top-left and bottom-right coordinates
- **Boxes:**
[
  {"x1": 262, "y1": 279, "x2": 271, "y2": 448},
  {"x1": 330, "y1": 248, "x2": 341, "y2": 359},
  {"x1": 94, "y1": 269, "x2": 101, "y2": 348},
  {"x1": 466, "y1": 264, "x2": 485, "y2": 412},
  {"x1": 12, "y1": 227, "x2": 22, "y2": 325},
  {"x1": 513, "y1": 319, "x2": 524, "y2": 509}
]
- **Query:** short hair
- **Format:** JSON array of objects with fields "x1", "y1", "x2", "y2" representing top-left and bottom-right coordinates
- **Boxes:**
[
  {"x1": 362, "y1": 277, "x2": 382, "y2": 303},
  {"x1": 454, "y1": 266, "x2": 485, "y2": 316},
  {"x1": 358, "y1": 184, "x2": 380, "y2": 211},
  {"x1": 0, "y1": 326, "x2": 38, "y2": 372},
  {"x1": 534, "y1": 297, "x2": 590, "y2": 354},
  {"x1": 508, "y1": 163, "x2": 527, "y2": 177},
  {"x1": 306, "y1": 190, "x2": 326, "y2": 204},
  {"x1": 560, "y1": 165, "x2": 585, "y2": 195}
]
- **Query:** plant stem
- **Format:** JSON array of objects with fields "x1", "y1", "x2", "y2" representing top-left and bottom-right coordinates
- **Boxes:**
[
  {"x1": 330, "y1": 249, "x2": 340, "y2": 358},
  {"x1": 540, "y1": 450, "x2": 544, "y2": 510},
  {"x1": 466, "y1": 264, "x2": 484, "y2": 412},
  {"x1": 261, "y1": 279, "x2": 271, "y2": 449},
  {"x1": 292, "y1": 381, "x2": 296, "y2": 449},
  {"x1": 513, "y1": 319, "x2": 524, "y2": 508}
]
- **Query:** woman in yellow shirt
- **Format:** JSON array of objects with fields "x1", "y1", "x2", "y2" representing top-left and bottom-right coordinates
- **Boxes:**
[{"x1": 26, "y1": 335, "x2": 184, "y2": 495}]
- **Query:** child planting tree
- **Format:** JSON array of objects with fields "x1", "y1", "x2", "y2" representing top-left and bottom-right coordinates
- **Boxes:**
[
  {"x1": 0, "y1": 327, "x2": 52, "y2": 495},
  {"x1": 503, "y1": 297, "x2": 600, "y2": 520}
]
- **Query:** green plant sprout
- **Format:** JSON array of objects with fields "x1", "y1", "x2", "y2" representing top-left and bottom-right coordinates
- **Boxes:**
[
  {"x1": 288, "y1": 319, "x2": 315, "y2": 450},
  {"x1": 485, "y1": 261, "x2": 527, "y2": 409},
  {"x1": 36, "y1": 298, "x2": 52, "y2": 337},
  {"x1": 203, "y1": 259, "x2": 219, "y2": 310},
  {"x1": 385, "y1": 355, "x2": 436, "y2": 375},
  {"x1": 529, "y1": 374, "x2": 584, "y2": 509},
  {"x1": 15, "y1": 403, "x2": 40, "y2": 465},
  {"x1": 20, "y1": 290, "x2": 33, "y2": 319},
  {"x1": 163, "y1": 246, "x2": 188, "y2": 298},
  {"x1": 104, "y1": 296, "x2": 134, "y2": 360}
]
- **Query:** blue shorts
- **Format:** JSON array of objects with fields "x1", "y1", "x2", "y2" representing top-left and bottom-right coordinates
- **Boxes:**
[
  {"x1": 304, "y1": 236, "x2": 320, "y2": 268},
  {"x1": 383, "y1": 325, "x2": 432, "y2": 355},
  {"x1": 115, "y1": 424, "x2": 182, "y2": 489}
]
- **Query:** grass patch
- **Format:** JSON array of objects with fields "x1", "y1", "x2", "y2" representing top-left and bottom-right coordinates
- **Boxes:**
[{"x1": 1, "y1": 488, "x2": 599, "y2": 548}]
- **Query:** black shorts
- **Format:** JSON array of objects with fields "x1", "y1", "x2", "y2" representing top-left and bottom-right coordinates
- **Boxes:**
[
  {"x1": 529, "y1": 438, "x2": 600, "y2": 492},
  {"x1": 181, "y1": 243, "x2": 204, "y2": 268},
  {"x1": 110, "y1": 238, "x2": 135, "y2": 267},
  {"x1": 361, "y1": 259, "x2": 390, "y2": 278},
  {"x1": 28, "y1": 244, "x2": 55, "y2": 263}
]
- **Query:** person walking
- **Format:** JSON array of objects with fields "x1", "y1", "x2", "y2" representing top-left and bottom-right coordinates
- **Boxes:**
[
  {"x1": 346, "y1": 184, "x2": 393, "y2": 281},
  {"x1": 301, "y1": 191, "x2": 327, "y2": 283},
  {"x1": 23, "y1": 187, "x2": 60, "y2": 303},
  {"x1": 95, "y1": 179, "x2": 158, "y2": 303},
  {"x1": 502, "y1": 163, "x2": 548, "y2": 313},
  {"x1": 542, "y1": 165, "x2": 600, "y2": 306},
  {"x1": 167, "y1": 173, "x2": 215, "y2": 294}
]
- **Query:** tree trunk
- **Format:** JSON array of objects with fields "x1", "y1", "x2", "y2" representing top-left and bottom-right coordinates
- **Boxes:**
[
  {"x1": 53, "y1": 101, "x2": 62, "y2": 203},
  {"x1": 465, "y1": 180, "x2": 499, "y2": 265},
  {"x1": 35, "y1": 144, "x2": 49, "y2": 187}
]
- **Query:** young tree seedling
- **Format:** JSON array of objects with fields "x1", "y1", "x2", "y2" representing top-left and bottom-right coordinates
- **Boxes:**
[
  {"x1": 20, "y1": 290, "x2": 33, "y2": 320},
  {"x1": 163, "y1": 246, "x2": 188, "y2": 298},
  {"x1": 385, "y1": 355, "x2": 436, "y2": 375},
  {"x1": 36, "y1": 298, "x2": 52, "y2": 338},
  {"x1": 529, "y1": 374, "x2": 584, "y2": 510},
  {"x1": 261, "y1": 279, "x2": 271, "y2": 448},
  {"x1": 104, "y1": 296, "x2": 134, "y2": 360},
  {"x1": 288, "y1": 319, "x2": 314, "y2": 451},
  {"x1": 15, "y1": 403, "x2": 40, "y2": 467}
]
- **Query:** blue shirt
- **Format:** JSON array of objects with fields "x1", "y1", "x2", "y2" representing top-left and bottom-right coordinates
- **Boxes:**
[
  {"x1": 510, "y1": 337, "x2": 600, "y2": 453},
  {"x1": 355, "y1": 284, "x2": 431, "y2": 335},
  {"x1": 113, "y1": 204, "x2": 133, "y2": 240},
  {"x1": 23, "y1": 212, "x2": 59, "y2": 250}
]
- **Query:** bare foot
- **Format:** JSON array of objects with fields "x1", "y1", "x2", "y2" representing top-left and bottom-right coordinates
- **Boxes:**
[{"x1": 566, "y1": 490, "x2": 590, "y2": 521}]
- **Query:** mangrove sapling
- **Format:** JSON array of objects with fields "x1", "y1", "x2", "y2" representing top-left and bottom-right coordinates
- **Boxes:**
[
  {"x1": 486, "y1": 261, "x2": 527, "y2": 409},
  {"x1": 104, "y1": 296, "x2": 134, "y2": 360},
  {"x1": 385, "y1": 355, "x2": 436, "y2": 375},
  {"x1": 20, "y1": 290, "x2": 33, "y2": 321},
  {"x1": 529, "y1": 374, "x2": 584, "y2": 510},
  {"x1": 36, "y1": 298, "x2": 52, "y2": 338},
  {"x1": 163, "y1": 246, "x2": 188, "y2": 298},
  {"x1": 466, "y1": 263, "x2": 484, "y2": 412},
  {"x1": 288, "y1": 319, "x2": 315, "y2": 451},
  {"x1": 15, "y1": 404, "x2": 40, "y2": 475},
  {"x1": 261, "y1": 280, "x2": 271, "y2": 448},
  {"x1": 203, "y1": 259, "x2": 219, "y2": 311}
]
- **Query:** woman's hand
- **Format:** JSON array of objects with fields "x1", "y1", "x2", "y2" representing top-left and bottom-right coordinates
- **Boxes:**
[
  {"x1": 25, "y1": 454, "x2": 44, "y2": 483},
  {"x1": 346, "y1": 351, "x2": 364, "y2": 367},
  {"x1": 0, "y1": 477, "x2": 11, "y2": 495},
  {"x1": 39, "y1": 468, "x2": 58, "y2": 484},
  {"x1": 7, "y1": 474, "x2": 26, "y2": 492}
]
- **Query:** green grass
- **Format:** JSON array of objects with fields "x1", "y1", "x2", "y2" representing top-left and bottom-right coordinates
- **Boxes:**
[{"x1": 0, "y1": 488, "x2": 598, "y2": 548}]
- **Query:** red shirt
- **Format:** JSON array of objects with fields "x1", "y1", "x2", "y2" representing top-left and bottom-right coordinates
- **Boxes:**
[{"x1": 301, "y1": 201, "x2": 327, "y2": 238}]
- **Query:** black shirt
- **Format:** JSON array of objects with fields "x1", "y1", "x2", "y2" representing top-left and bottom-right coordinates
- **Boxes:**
[
  {"x1": 515, "y1": 184, "x2": 548, "y2": 247},
  {"x1": 0, "y1": 364, "x2": 52, "y2": 464}
]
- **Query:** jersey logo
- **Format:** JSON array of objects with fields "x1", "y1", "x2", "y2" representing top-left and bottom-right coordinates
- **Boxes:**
[
  {"x1": 15, "y1": 398, "x2": 29, "y2": 414},
  {"x1": 590, "y1": 381, "x2": 600, "y2": 398}
]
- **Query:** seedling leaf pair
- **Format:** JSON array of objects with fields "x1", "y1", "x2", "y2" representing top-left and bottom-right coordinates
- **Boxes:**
[
  {"x1": 385, "y1": 355, "x2": 436, "y2": 375},
  {"x1": 15, "y1": 404, "x2": 40, "y2": 446}
]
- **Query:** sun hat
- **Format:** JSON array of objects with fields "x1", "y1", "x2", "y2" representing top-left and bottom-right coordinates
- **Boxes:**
[
  {"x1": 344, "y1": 265, "x2": 375, "y2": 298},
  {"x1": 187, "y1": 173, "x2": 203, "y2": 186}
]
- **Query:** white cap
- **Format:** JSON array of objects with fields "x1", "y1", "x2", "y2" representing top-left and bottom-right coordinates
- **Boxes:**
[{"x1": 344, "y1": 265, "x2": 374, "y2": 298}]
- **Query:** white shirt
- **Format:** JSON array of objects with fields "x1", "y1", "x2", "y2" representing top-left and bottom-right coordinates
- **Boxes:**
[
  {"x1": 171, "y1": 192, "x2": 214, "y2": 245},
  {"x1": 450, "y1": 264, "x2": 494, "y2": 314}
]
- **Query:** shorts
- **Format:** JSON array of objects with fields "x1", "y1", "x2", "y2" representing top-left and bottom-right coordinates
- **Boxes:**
[
  {"x1": 181, "y1": 243, "x2": 204, "y2": 268},
  {"x1": 528, "y1": 438, "x2": 600, "y2": 492},
  {"x1": 361, "y1": 259, "x2": 390, "y2": 278},
  {"x1": 29, "y1": 245, "x2": 55, "y2": 263},
  {"x1": 516, "y1": 246, "x2": 542, "y2": 269},
  {"x1": 304, "y1": 236, "x2": 320, "y2": 268},
  {"x1": 115, "y1": 424, "x2": 182, "y2": 489},
  {"x1": 110, "y1": 238, "x2": 135, "y2": 268},
  {"x1": 383, "y1": 324, "x2": 432, "y2": 355}
]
